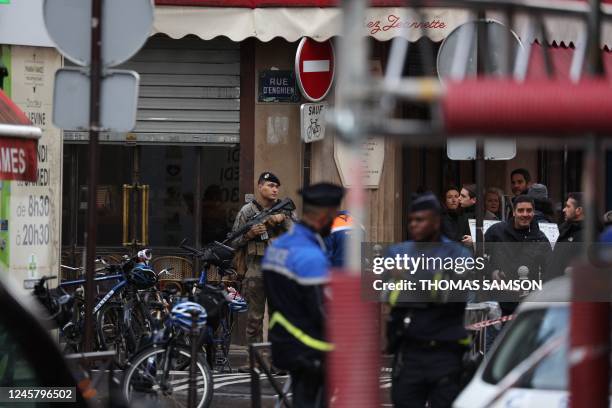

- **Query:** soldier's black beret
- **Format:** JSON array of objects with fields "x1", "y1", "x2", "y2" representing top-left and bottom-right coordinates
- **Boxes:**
[
  {"x1": 258, "y1": 171, "x2": 281, "y2": 186},
  {"x1": 299, "y1": 182, "x2": 344, "y2": 207}
]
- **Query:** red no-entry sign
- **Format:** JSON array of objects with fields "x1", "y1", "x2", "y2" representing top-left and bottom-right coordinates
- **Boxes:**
[{"x1": 295, "y1": 38, "x2": 335, "y2": 102}]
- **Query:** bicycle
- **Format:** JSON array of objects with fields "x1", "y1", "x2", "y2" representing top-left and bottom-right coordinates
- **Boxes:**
[
  {"x1": 121, "y1": 299, "x2": 214, "y2": 408},
  {"x1": 59, "y1": 256, "x2": 171, "y2": 367},
  {"x1": 178, "y1": 239, "x2": 248, "y2": 372},
  {"x1": 95, "y1": 262, "x2": 173, "y2": 367},
  {"x1": 306, "y1": 118, "x2": 322, "y2": 140}
]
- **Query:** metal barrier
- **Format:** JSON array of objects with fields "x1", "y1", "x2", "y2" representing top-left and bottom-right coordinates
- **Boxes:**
[
  {"x1": 249, "y1": 342, "x2": 292, "y2": 408},
  {"x1": 465, "y1": 302, "x2": 491, "y2": 357}
]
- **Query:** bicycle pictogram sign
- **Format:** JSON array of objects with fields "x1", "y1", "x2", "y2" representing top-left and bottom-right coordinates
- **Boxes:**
[{"x1": 300, "y1": 102, "x2": 327, "y2": 143}]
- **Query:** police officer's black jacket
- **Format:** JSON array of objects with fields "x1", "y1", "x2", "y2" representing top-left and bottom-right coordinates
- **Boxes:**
[{"x1": 385, "y1": 237, "x2": 471, "y2": 353}]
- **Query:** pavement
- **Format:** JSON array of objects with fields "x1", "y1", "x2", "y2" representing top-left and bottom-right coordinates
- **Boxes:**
[
  {"x1": 209, "y1": 346, "x2": 393, "y2": 408},
  {"x1": 94, "y1": 346, "x2": 393, "y2": 407}
]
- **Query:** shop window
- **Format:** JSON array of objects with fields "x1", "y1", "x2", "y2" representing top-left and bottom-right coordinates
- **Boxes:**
[
  {"x1": 62, "y1": 144, "x2": 240, "y2": 249},
  {"x1": 200, "y1": 146, "x2": 241, "y2": 245}
]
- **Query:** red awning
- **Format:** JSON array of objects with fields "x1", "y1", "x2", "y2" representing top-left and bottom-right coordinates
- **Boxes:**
[
  {"x1": 528, "y1": 43, "x2": 612, "y2": 80},
  {"x1": 155, "y1": 0, "x2": 612, "y2": 6},
  {"x1": 0, "y1": 90, "x2": 40, "y2": 182}
]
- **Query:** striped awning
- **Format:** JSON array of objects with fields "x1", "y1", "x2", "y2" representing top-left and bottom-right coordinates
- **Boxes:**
[
  {"x1": 152, "y1": 0, "x2": 612, "y2": 46},
  {"x1": 0, "y1": 90, "x2": 40, "y2": 182}
]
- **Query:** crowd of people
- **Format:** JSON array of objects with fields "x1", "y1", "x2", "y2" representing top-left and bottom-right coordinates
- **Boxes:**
[
  {"x1": 440, "y1": 167, "x2": 611, "y2": 283},
  {"x1": 225, "y1": 167, "x2": 612, "y2": 408}
]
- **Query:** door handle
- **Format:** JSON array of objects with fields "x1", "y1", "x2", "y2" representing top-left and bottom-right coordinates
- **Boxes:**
[
  {"x1": 138, "y1": 184, "x2": 149, "y2": 246},
  {"x1": 122, "y1": 184, "x2": 133, "y2": 246},
  {"x1": 122, "y1": 183, "x2": 149, "y2": 247}
]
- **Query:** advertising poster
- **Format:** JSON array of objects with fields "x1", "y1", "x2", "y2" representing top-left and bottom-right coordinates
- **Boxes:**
[{"x1": 5, "y1": 46, "x2": 62, "y2": 281}]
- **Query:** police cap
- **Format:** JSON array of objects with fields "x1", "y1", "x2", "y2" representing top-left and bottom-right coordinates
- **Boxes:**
[
  {"x1": 409, "y1": 191, "x2": 442, "y2": 214},
  {"x1": 299, "y1": 182, "x2": 344, "y2": 207},
  {"x1": 258, "y1": 171, "x2": 281, "y2": 186}
]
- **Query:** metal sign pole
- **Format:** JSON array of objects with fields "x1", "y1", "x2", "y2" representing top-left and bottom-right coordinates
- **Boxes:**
[
  {"x1": 475, "y1": 10, "x2": 487, "y2": 258},
  {"x1": 83, "y1": 0, "x2": 103, "y2": 353}
]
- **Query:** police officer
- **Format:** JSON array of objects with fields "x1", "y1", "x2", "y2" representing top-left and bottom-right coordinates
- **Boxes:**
[
  {"x1": 386, "y1": 192, "x2": 471, "y2": 408},
  {"x1": 231, "y1": 171, "x2": 294, "y2": 372},
  {"x1": 262, "y1": 182, "x2": 344, "y2": 408}
]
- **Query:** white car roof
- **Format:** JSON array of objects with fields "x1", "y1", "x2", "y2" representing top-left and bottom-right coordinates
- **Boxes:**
[{"x1": 517, "y1": 276, "x2": 570, "y2": 311}]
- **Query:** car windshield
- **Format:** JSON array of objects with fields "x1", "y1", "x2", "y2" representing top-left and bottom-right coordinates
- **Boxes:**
[
  {"x1": 0, "y1": 327, "x2": 39, "y2": 387},
  {"x1": 483, "y1": 306, "x2": 569, "y2": 390}
]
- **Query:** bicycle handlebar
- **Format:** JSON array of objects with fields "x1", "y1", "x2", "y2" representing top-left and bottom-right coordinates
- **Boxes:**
[
  {"x1": 179, "y1": 239, "x2": 203, "y2": 256},
  {"x1": 60, "y1": 265, "x2": 82, "y2": 272}
]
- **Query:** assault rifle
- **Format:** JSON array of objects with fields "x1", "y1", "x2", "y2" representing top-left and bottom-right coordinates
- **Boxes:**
[{"x1": 224, "y1": 197, "x2": 296, "y2": 245}]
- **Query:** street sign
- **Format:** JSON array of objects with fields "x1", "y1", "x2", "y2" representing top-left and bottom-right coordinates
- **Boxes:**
[
  {"x1": 447, "y1": 138, "x2": 516, "y2": 160},
  {"x1": 258, "y1": 70, "x2": 300, "y2": 103},
  {"x1": 437, "y1": 20, "x2": 522, "y2": 80},
  {"x1": 295, "y1": 38, "x2": 335, "y2": 102},
  {"x1": 53, "y1": 68, "x2": 139, "y2": 132},
  {"x1": 300, "y1": 102, "x2": 327, "y2": 143},
  {"x1": 43, "y1": 0, "x2": 153, "y2": 67},
  {"x1": 438, "y1": 20, "x2": 521, "y2": 161}
]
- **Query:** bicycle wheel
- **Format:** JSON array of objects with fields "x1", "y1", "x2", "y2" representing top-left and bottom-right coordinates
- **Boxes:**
[
  {"x1": 97, "y1": 303, "x2": 127, "y2": 365},
  {"x1": 122, "y1": 344, "x2": 213, "y2": 408}
]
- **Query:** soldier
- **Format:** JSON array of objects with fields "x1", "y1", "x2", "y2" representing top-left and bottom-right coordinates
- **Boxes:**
[
  {"x1": 231, "y1": 172, "x2": 294, "y2": 372},
  {"x1": 262, "y1": 182, "x2": 344, "y2": 408}
]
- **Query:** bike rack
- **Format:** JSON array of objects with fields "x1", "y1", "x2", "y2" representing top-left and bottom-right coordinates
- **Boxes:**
[{"x1": 249, "y1": 342, "x2": 292, "y2": 408}]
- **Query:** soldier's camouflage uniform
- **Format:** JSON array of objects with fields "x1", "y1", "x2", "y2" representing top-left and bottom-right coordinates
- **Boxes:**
[{"x1": 231, "y1": 200, "x2": 294, "y2": 345}]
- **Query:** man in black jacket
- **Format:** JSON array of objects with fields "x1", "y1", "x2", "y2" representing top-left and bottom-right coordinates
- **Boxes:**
[
  {"x1": 546, "y1": 192, "x2": 586, "y2": 280},
  {"x1": 510, "y1": 168, "x2": 532, "y2": 197},
  {"x1": 484, "y1": 195, "x2": 551, "y2": 314},
  {"x1": 457, "y1": 184, "x2": 477, "y2": 246}
]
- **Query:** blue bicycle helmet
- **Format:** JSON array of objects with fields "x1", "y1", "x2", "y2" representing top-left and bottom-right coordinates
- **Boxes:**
[
  {"x1": 171, "y1": 301, "x2": 207, "y2": 331},
  {"x1": 225, "y1": 287, "x2": 248, "y2": 313},
  {"x1": 128, "y1": 264, "x2": 157, "y2": 289},
  {"x1": 228, "y1": 297, "x2": 248, "y2": 313}
]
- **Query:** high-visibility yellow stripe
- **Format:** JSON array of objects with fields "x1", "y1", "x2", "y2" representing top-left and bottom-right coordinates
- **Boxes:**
[
  {"x1": 458, "y1": 336, "x2": 472, "y2": 346},
  {"x1": 389, "y1": 286, "x2": 401, "y2": 307},
  {"x1": 269, "y1": 311, "x2": 335, "y2": 352}
]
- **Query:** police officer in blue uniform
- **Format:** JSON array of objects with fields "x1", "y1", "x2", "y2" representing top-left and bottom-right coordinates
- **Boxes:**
[
  {"x1": 386, "y1": 192, "x2": 472, "y2": 408},
  {"x1": 262, "y1": 182, "x2": 344, "y2": 408}
]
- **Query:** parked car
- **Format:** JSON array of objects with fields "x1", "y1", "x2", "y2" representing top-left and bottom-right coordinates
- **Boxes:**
[{"x1": 454, "y1": 277, "x2": 609, "y2": 408}]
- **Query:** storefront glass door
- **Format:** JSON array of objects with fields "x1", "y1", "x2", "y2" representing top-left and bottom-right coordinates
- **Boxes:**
[{"x1": 61, "y1": 144, "x2": 240, "y2": 264}]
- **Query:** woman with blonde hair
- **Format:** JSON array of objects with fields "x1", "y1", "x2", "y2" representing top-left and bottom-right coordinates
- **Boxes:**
[{"x1": 484, "y1": 187, "x2": 504, "y2": 220}]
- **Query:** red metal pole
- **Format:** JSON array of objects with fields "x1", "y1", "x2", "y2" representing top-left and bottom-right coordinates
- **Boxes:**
[{"x1": 570, "y1": 1, "x2": 609, "y2": 407}]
